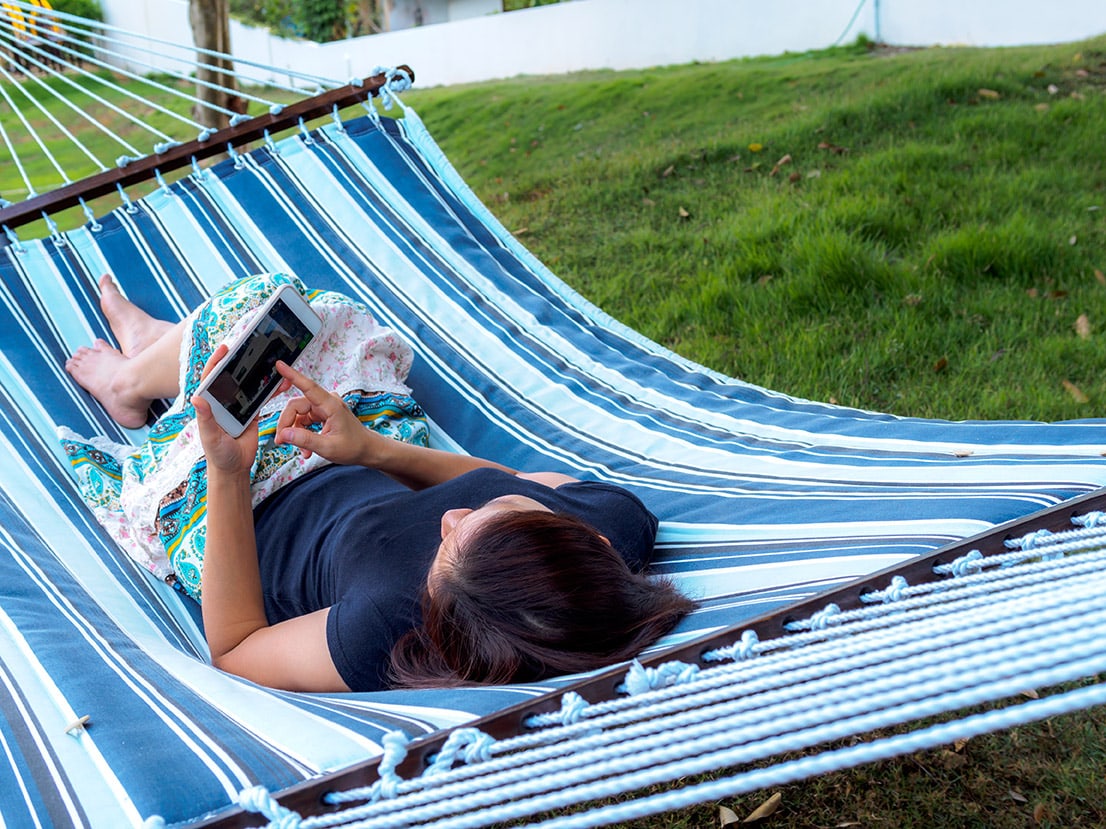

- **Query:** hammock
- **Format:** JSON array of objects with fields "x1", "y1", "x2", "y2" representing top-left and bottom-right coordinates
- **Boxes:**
[{"x1": 2, "y1": 5, "x2": 1105, "y2": 826}]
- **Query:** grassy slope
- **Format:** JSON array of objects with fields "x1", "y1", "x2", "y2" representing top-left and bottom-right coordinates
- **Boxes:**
[
  {"x1": 400, "y1": 40, "x2": 1106, "y2": 828},
  {"x1": 405, "y1": 38, "x2": 1106, "y2": 422}
]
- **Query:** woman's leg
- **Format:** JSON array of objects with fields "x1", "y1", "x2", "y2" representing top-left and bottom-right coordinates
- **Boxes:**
[{"x1": 65, "y1": 275, "x2": 185, "y2": 428}]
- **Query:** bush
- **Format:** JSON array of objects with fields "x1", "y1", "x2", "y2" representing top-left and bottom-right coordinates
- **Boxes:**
[
  {"x1": 291, "y1": 0, "x2": 342, "y2": 42},
  {"x1": 49, "y1": 0, "x2": 103, "y2": 23},
  {"x1": 43, "y1": 0, "x2": 103, "y2": 59}
]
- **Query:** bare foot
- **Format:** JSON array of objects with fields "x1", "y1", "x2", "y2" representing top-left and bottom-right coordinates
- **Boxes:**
[
  {"x1": 65, "y1": 340, "x2": 150, "y2": 429},
  {"x1": 98, "y1": 274, "x2": 173, "y2": 358}
]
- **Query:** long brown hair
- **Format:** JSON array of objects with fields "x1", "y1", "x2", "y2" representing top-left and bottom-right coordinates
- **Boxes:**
[{"x1": 388, "y1": 510, "x2": 695, "y2": 688}]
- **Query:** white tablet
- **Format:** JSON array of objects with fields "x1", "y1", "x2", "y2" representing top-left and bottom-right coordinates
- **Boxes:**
[{"x1": 194, "y1": 284, "x2": 322, "y2": 436}]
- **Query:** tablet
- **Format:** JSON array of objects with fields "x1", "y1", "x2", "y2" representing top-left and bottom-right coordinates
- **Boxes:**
[{"x1": 194, "y1": 285, "x2": 322, "y2": 436}]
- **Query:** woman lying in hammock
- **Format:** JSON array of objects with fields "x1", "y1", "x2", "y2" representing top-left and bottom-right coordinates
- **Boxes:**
[{"x1": 62, "y1": 272, "x2": 694, "y2": 694}]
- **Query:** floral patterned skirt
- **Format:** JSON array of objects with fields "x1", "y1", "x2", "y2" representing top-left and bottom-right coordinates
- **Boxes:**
[{"x1": 60, "y1": 272, "x2": 428, "y2": 601}]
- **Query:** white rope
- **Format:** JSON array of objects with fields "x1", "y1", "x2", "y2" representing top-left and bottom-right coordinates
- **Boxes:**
[
  {"x1": 517, "y1": 683, "x2": 1106, "y2": 829},
  {"x1": 516, "y1": 547, "x2": 1106, "y2": 732},
  {"x1": 230, "y1": 519, "x2": 1106, "y2": 829},
  {"x1": 0, "y1": 90, "x2": 38, "y2": 201},
  {"x1": 0, "y1": 25, "x2": 145, "y2": 163},
  {"x1": 4, "y1": 0, "x2": 344, "y2": 92},
  {"x1": 33, "y1": 12, "x2": 288, "y2": 112},
  {"x1": 304, "y1": 579, "x2": 1106, "y2": 826},
  {"x1": 0, "y1": 60, "x2": 75, "y2": 188}
]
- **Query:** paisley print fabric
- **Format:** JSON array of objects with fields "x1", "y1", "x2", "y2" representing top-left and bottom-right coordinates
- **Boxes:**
[{"x1": 61, "y1": 272, "x2": 428, "y2": 600}]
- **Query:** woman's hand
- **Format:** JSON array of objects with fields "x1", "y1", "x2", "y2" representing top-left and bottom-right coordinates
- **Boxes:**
[
  {"x1": 191, "y1": 344, "x2": 259, "y2": 476},
  {"x1": 274, "y1": 361, "x2": 387, "y2": 466}
]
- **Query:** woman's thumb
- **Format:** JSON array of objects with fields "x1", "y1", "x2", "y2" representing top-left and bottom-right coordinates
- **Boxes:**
[{"x1": 279, "y1": 426, "x2": 315, "y2": 459}]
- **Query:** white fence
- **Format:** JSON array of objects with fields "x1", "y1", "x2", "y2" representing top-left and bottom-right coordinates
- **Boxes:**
[{"x1": 99, "y1": 0, "x2": 1106, "y2": 90}]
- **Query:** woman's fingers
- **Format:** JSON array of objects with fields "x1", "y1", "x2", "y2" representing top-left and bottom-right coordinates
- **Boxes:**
[
  {"x1": 275, "y1": 360, "x2": 333, "y2": 404},
  {"x1": 199, "y1": 344, "x2": 229, "y2": 382}
]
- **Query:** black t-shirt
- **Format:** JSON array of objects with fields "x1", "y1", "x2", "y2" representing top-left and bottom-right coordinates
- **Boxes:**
[{"x1": 252, "y1": 465, "x2": 658, "y2": 692}]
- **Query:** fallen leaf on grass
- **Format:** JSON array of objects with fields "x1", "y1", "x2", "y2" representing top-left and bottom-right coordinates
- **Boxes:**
[
  {"x1": 642, "y1": 197, "x2": 656, "y2": 207},
  {"x1": 954, "y1": 737, "x2": 970, "y2": 752},
  {"x1": 1010, "y1": 790, "x2": 1029, "y2": 803},
  {"x1": 807, "y1": 169, "x2": 822, "y2": 178},
  {"x1": 1048, "y1": 83, "x2": 1060, "y2": 95},
  {"x1": 788, "y1": 171, "x2": 802, "y2": 183},
  {"x1": 818, "y1": 141, "x2": 849, "y2": 154},
  {"x1": 1069, "y1": 235, "x2": 1078, "y2": 246},
  {"x1": 719, "y1": 805, "x2": 741, "y2": 826},
  {"x1": 933, "y1": 356, "x2": 949, "y2": 373},
  {"x1": 1095, "y1": 268, "x2": 1106, "y2": 285},
  {"x1": 677, "y1": 206, "x2": 691, "y2": 219},
  {"x1": 744, "y1": 792, "x2": 782, "y2": 822},
  {"x1": 1075, "y1": 314, "x2": 1091, "y2": 339},
  {"x1": 978, "y1": 88, "x2": 1001, "y2": 99},
  {"x1": 748, "y1": 142, "x2": 764, "y2": 153},
  {"x1": 1063, "y1": 381, "x2": 1089, "y2": 404},
  {"x1": 661, "y1": 164, "x2": 675, "y2": 178},
  {"x1": 769, "y1": 154, "x2": 793, "y2": 176},
  {"x1": 1033, "y1": 803, "x2": 1049, "y2": 824}
]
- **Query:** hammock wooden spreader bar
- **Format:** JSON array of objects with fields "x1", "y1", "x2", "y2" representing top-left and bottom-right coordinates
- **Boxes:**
[
  {"x1": 0, "y1": 65, "x2": 413, "y2": 231},
  {"x1": 193, "y1": 484, "x2": 1106, "y2": 828}
]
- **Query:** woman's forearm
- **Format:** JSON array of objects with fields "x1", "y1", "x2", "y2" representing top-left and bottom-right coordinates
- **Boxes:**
[
  {"x1": 200, "y1": 467, "x2": 269, "y2": 664},
  {"x1": 274, "y1": 362, "x2": 517, "y2": 488},
  {"x1": 366, "y1": 437, "x2": 516, "y2": 490}
]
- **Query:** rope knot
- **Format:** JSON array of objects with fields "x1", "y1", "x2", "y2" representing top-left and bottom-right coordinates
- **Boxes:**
[
  {"x1": 1074, "y1": 510, "x2": 1106, "y2": 528},
  {"x1": 736, "y1": 629, "x2": 760, "y2": 660},
  {"x1": 945, "y1": 549, "x2": 984, "y2": 577},
  {"x1": 812, "y1": 602, "x2": 841, "y2": 628},
  {"x1": 425, "y1": 727, "x2": 495, "y2": 775},
  {"x1": 1007, "y1": 528, "x2": 1053, "y2": 550},
  {"x1": 237, "y1": 785, "x2": 301, "y2": 828},
  {"x1": 882, "y1": 575, "x2": 908, "y2": 603},
  {"x1": 619, "y1": 659, "x2": 699, "y2": 695},
  {"x1": 553, "y1": 690, "x2": 588, "y2": 726}
]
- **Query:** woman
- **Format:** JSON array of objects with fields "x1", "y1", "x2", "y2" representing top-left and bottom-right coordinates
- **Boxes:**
[{"x1": 64, "y1": 273, "x2": 695, "y2": 693}]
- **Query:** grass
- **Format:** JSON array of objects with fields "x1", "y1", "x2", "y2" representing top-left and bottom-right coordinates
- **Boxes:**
[
  {"x1": 5, "y1": 34, "x2": 1106, "y2": 827},
  {"x1": 403, "y1": 37, "x2": 1106, "y2": 422}
]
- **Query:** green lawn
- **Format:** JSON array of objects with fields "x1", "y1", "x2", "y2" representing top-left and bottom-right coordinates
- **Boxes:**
[
  {"x1": 405, "y1": 37, "x2": 1106, "y2": 424},
  {"x1": 4, "y1": 34, "x2": 1106, "y2": 828}
]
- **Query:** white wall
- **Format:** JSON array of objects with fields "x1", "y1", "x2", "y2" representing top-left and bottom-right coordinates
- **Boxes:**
[
  {"x1": 877, "y1": 0, "x2": 1106, "y2": 48},
  {"x1": 97, "y1": 0, "x2": 1106, "y2": 90}
]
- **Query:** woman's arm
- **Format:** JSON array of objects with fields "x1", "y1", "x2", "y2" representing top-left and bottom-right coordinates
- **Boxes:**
[
  {"x1": 193, "y1": 348, "x2": 349, "y2": 692},
  {"x1": 273, "y1": 361, "x2": 569, "y2": 490}
]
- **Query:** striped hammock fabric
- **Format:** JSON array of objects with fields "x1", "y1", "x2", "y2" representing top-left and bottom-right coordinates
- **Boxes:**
[{"x1": 2, "y1": 104, "x2": 1106, "y2": 827}]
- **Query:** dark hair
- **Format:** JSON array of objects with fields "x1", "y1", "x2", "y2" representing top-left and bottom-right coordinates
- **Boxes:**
[{"x1": 388, "y1": 510, "x2": 695, "y2": 688}]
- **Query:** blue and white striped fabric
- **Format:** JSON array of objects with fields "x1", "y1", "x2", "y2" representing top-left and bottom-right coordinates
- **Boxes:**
[{"x1": 2, "y1": 107, "x2": 1106, "y2": 827}]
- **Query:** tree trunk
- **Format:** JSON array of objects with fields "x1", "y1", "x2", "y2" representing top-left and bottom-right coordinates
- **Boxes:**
[{"x1": 188, "y1": 0, "x2": 243, "y2": 130}]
